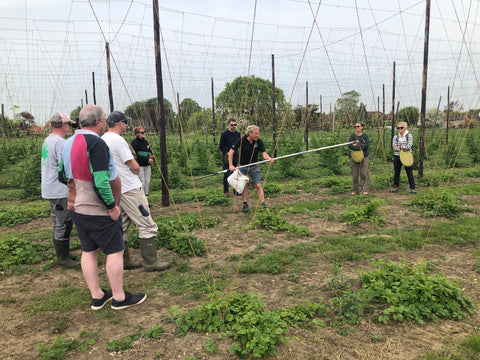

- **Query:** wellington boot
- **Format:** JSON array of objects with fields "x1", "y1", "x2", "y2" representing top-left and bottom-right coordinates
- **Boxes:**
[
  {"x1": 139, "y1": 237, "x2": 171, "y2": 272},
  {"x1": 53, "y1": 239, "x2": 80, "y2": 268},
  {"x1": 123, "y1": 244, "x2": 142, "y2": 270}
]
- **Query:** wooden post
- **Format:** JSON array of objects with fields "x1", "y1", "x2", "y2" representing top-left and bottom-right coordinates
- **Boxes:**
[
  {"x1": 153, "y1": 0, "x2": 169, "y2": 206},
  {"x1": 320, "y1": 95, "x2": 323, "y2": 130},
  {"x1": 211, "y1": 77, "x2": 216, "y2": 144},
  {"x1": 1, "y1": 104, "x2": 5, "y2": 135},
  {"x1": 430, "y1": 96, "x2": 442, "y2": 141},
  {"x1": 418, "y1": 0, "x2": 431, "y2": 178},
  {"x1": 304, "y1": 81, "x2": 309, "y2": 150},
  {"x1": 105, "y1": 42, "x2": 114, "y2": 113},
  {"x1": 85, "y1": 89, "x2": 88, "y2": 105},
  {"x1": 177, "y1": 92, "x2": 183, "y2": 144},
  {"x1": 446, "y1": 85, "x2": 450, "y2": 143},
  {"x1": 271, "y1": 54, "x2": 277, "y2": 156},
  {"x1": 203, "y1": 108, "x2": 208, "y2": 145},
  {"x1": 92, "y1": 72, "x2": 97, "y2": 105},
  {"x1": 391, "y1": 63, "x2": 396, "y2": 146}
]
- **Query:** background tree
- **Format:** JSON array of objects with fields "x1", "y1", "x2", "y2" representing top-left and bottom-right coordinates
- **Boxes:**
[
  {"x1": 215, "y1": 75, "x2": 286, "y2": 131},
  {"x1": 124, "y1": 97, "x2": 176, "y2": 132},
  {"x1": 70, "y1": 106, "x2": 81, "y2": 123},
  {"x1": 178, "y1": 98, "x2": 201, "y2": 132},
  {"x1": 398, "y1": 106, "x2": 419, "y2": 127},
  {"x1": 335, "y1": 90, "x2": 361, "y2": 127}
]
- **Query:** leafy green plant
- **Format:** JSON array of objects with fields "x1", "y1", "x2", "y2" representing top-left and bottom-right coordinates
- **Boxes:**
[
  {"x1": 0, "y1": 201, "x2": 51, "y2": 227},
  {"x1": 0, "y1": 237, "x2": 52, "y2": 271},
  {"x1": 361, "y1": 260, "x2": 476, "y2": 324},
  {"x1": 337, "y1": 200, "x2": 386, "y2": 226},
  {"x1": 38, "y1": 332, "x2": 97, "y2": 359},
  {"x1": 170, "y1": 293, "x2": 326, "y2": 358},
  {"x1": 409, "y1": 188, "x2": 460, "y2": 217},
  {"x1": 253, "y1": 208, "x2": 310, "y2": 235}
]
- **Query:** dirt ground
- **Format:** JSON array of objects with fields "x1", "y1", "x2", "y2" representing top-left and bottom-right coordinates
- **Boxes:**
[{"x1": 1, "y1": 187, "x2": 479, "y2": 360}]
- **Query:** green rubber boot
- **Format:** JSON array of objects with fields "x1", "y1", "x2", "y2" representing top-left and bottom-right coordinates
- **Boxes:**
[{"x1": 139, "y1": 237, "x2": 171, "y2": 272}]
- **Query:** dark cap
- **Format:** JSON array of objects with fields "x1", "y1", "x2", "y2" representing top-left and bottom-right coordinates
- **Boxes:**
[{"x1": 107, "y1": 111, "x2": 132, "y2": 126}]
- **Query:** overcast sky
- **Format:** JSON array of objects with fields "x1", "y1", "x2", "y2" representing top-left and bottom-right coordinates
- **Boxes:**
[{"x1": 1, "y1": 0, "x2": 479, "y2": 124}]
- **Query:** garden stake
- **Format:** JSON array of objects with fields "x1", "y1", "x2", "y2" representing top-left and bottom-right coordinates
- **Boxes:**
[{"x1": 193, "y1": 141, "x2": 356, "y2": 180}]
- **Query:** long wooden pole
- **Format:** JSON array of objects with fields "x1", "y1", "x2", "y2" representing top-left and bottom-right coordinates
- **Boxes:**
[
  {"x1": 105, "y1": 42, "x2": 114, "y2": 113},
  {"x1": 305, "y1": 81, "x2": 309, "y2": 150},
  {"x1": 391, "y1": 62, "x2": 396, "y2": 145},
  {"x1": 418, "y1": 0, "x2": 431, "y2": 178},
  {"x1": 446, "y1": 85, "x2": 450, "y2": 144},
  {"x1": 211, "y1": 77, "x2": 216, "y2": 144},
  {"x1": 153, "y1": 0, "x2": 169, "y2": 206},
  {"x1": 92, "y1": 72, "x2": 97, "y2": 105},
  {"x1": 271, "y1": 54, "x2": 277, "y2": 156}
]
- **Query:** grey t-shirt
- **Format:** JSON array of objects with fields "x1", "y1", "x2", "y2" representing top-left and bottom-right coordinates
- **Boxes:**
[{"x1": 41, "y1": 134, "x2": 68, "y2": 199}]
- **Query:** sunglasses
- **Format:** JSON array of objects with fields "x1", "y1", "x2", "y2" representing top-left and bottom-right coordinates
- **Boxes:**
[
  {"x1": 230, "y1": 124, "x2": 237, "y2": 127},
  {"x1": 139, "y1": 131, "x2": 145, "y2": 134},
  {"x1": 397, "y1": 127, "x2": 404, "y2": 129},
  {"x1": 121, "y1": 120, "x2": 128, "y2": 124},
  {"x1": 355, "y1": 125, "x2": 362, "y2": 128}
]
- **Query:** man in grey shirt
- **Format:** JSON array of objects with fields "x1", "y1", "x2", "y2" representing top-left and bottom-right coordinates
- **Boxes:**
[{"x1": 41, "y1": 113, "x2": 79, "y2": 268}]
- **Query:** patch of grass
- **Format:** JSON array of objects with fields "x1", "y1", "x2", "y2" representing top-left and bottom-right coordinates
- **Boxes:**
[
  {"x1": 252, "y1": 208, "x2": 310, "y2": 235},
  {"x1": 337, "y1": 200, "x2": 386, "y2": 226},
  {"x1": 29, "y1": 284, "x2": 90, "y2": 314},
  {"x1": 0, "y1": 236, "x2": 53, "y2": 271},
  {"x1": 155, "y1": 272, "x2": 225, "y2": 300},
  {"x1": 107, "y1": 326, "x2": 164, "y2": 352}
]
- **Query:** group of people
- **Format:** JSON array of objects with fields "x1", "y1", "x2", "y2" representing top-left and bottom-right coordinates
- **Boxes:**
[
  {"x1": 41, "y1": 105, "x2": 169, "y2": 311},
  {"x1": 348, "y1": 121, "x2": 416, "y2": 195}
]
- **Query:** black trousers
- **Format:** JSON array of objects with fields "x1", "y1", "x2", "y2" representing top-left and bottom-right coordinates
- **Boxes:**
[
  {"x1": 222, "y1": 153, "x2": 238, "y2": 194},
  {"x1": 393, "y1": 155, "x2": 415, "y2": 189}
]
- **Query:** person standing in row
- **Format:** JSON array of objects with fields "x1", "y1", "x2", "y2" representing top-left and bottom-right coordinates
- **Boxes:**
[
  {"x1": 131, "y1": 126, "x2": 153, "y2": 197},
  {"x1": 219, "y1": 118, "x2": 240, "y2": 197},
  {"x1": 391, "y1": 121, "x2": 416, "y2": 194},
  {"x1": 59, "y1": 104, "x2": 146, "y2": 310},
  {"x1": 103, "y1": 111, "x2": 171, "y2": 272},
  {"x1": 228, "y1": 125, "x2": 273, "y2": 213},
  {"x1": 41, "y1": 112, "x2": 79, "y2": 268},
  {"x1": 348, "y1": 122, "x2": 370, "y2": 195}
]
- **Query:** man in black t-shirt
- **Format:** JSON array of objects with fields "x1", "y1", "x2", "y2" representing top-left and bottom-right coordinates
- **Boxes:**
[
  {"x1": 219, "y1": 118, "x2": 240, "y2": 196},
  {"x1": 228, "y1": 125, "x2": 273, "y2": 213}
]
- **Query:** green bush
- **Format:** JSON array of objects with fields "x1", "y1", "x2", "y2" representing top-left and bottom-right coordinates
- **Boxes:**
[{"x1": 409, "y1": 188, "x2": 460, "y2": 216}]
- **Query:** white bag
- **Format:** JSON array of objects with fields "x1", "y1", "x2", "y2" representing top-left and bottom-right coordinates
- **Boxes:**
[{"x1": 227, "y1": 169, "x2": 249, "y2": 194}]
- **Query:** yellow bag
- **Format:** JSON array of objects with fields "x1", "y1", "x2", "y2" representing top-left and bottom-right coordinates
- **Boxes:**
[
  {"x1": 351, "y1": 150, "x2": 364, "y2": 163},
  {"x1": 400, "y1": 149, "x2": 414, "y2": 167}
]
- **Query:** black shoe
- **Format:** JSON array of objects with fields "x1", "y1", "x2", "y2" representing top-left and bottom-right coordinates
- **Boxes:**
[
  {"x1": 410, "y1": 189, "x2": 417, "y2": 194},
  {"x1": 111, "y1": 291, "x2": 147, "y2": 310},
  {"x1": 242, "y1": 202, "x2": 249, "y2": 213},
  {"x1": 391, "y1": 187, "x2": 398, "y2": 193},
  {"x1": 91, "y1": 289, "x2": 112, "y2": 310}
]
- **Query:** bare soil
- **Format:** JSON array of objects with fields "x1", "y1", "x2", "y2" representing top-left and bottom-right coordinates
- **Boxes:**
[{"x1": 1, "y1": 185, "x2": 480, "y2": 360}]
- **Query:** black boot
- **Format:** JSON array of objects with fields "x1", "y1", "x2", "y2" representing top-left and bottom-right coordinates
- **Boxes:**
[
  {"x1": 123, "y1": 243, "x2": 142, "y2": 270},
  {"x1": 53, "y1": 239, "x2": 80, "y2": 268}
]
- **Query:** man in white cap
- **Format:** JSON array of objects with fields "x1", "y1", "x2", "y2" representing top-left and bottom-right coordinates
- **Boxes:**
[
  {"x1": 41, "y1": 112, "x2": 79, "y2": 268},
  {"x1": 102, "y1": 111, "x2": 170, "y2": 272}
]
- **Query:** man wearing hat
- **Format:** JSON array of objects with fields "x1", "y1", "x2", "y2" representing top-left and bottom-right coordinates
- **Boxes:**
[
  {"x1": 102, "y1": 111, "x2": 170, "y2": 272},
  {"x1": 41, "y1": 112, "x2": 79, "y2": 268}
]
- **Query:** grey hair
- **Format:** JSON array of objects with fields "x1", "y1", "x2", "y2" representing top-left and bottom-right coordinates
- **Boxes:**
[
  {"x1": 246, "y1": 125, "x2": 259, "y2": 135},
  {"x1": 79, "y1": 105, "x2": 104, "y2": 128},
  {"x1": 50, "y1": 113, "x2": 63, "y2": 129}
]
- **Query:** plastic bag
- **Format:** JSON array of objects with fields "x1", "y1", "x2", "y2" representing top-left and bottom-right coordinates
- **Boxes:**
[{"x1": 227, "y1": 169, "x2": 249, "y2": 194}]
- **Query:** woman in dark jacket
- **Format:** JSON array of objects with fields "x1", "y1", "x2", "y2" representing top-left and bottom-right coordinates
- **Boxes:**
[{"x1": 131, "y1": 127, "x2": 153, "y2": 196}]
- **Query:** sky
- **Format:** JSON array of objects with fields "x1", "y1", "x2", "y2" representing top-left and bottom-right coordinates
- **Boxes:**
[{"x1": 0, "y1": 0, "x2": 479, "y2": 124}]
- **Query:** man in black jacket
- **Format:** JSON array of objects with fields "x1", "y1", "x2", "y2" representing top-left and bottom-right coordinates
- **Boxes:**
[
  {"x1": 219, "y1": 118, "x2": 240, "y2": 196},
  {"x1": 131, "y1": 127, "x2": 153, "y2": 196}
]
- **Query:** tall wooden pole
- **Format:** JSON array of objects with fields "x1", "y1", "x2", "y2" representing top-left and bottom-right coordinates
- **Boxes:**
[
  {"x1": 211, "y1": 77, "x2": 216, "y2": 144},
  {"x1": 391, "y1": 62, "x2": 396, "y2": 145},
  {"x1": 446, "y1": 85, "x2": 450, "y2": 144},
  {"x1": 304, "y1": 81, "x2": 309, "y2": 150},
  {"x1": 271, "y1": 54, "x2": 277, "y2": 156},
  {"x1": 418, "y1": 0, "x2": 431, "y2": 178},
  {"x1": 92, "y1": 72, "x2": 97, "y2": 105},
  {"x1": 320, "y1": 95, "x2": 323, "y2": 130},
  {"x1": 1, "y1": 104, "x2": 4, "y2": 135},
  {"x1": 85, "y1": 89, "x2": 88, "y2": 105},
  {"x1": 105, "y1": 42, "x2": 114, "y2": 113},
  {"x1": 153, "y1": 0, "x2": 169, "y2": 206},
  {"x1": 177, "y1": 92, "x2": 182, "y2": 144}
]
